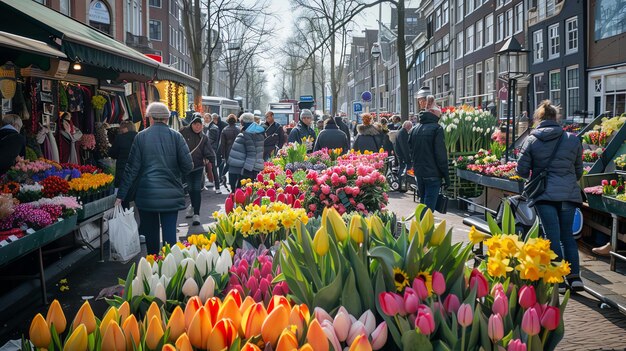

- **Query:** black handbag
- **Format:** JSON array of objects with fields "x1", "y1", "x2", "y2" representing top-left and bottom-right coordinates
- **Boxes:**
[
  {"x1": 522, "y1": 134, "x2": 564, "y2": 199},
  {"x1": 435, "y1": 192, "x2": 449, "y2": 214}
]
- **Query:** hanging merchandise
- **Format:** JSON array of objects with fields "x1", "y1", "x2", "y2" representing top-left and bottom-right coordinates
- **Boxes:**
[
  {"x1": 92, "y1": 94, "x2": 106, "y2": 121},
  {"x1": 155, "y1": 81, "x2": 188, "y2": 120},
  {"x1": 0, "y1": 63, "x2": 16, "y2": 100}
]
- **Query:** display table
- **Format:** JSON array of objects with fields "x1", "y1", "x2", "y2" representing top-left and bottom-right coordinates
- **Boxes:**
[
  {"x1": 601, "y1": 196, "x2": 626, "y2": 271},
  {"x1": 78, "y1": 194, "x2": 116, "y2": 221},
  {"x1": 0, "y1": 215, "x2": 78, "y2": 304}
]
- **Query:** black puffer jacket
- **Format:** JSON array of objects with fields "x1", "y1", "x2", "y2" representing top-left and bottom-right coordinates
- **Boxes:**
[
  {"x1": 227, "y1": 123, "x2": 265, "y2": 175},
  {"x1": 109, "y1": 131, "x2": 137, "y2": 187},
  {"x1": 219, "y1": 125, "x2": 239, "y2": 160},
  {"x1": 407, "y1": 111, "x2": 449, "y2": 183},
  {"x1": 118, "y1": 123, "x2": 193, "y2": 212},
  {"x1": 516, "y1": 120, "x2": 583, "y2": 205},
  {"x1": 263, "y1": 122, "x2": 286, "y2": 159},
  {"x1": 288, "y1": 122, "x2": 316, "y2": 146},
  {"x1": 313, "y1": 124, "x2": 350, "y2": 154},
  {"x1": 394, "y1": 127, "x2": 410, "y2": 164},
  {"x1": 0, "y1": 127, "x2": 26, "y2": 174},
  {"x1": 335, "y1": 117, "x2": 351, "y2": 140},
  {"x1": 353, "y1": 124, "x2": 384, "y2": 153},
  {"x1": 180, "y1": 126, "x2": 214, "y2": 170},
  {"x1": 207, "y1": 123, "x2": 220, "y2": 153}
]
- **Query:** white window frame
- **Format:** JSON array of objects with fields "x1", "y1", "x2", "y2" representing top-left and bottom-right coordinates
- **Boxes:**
[
  {"x1": 485, "y1": 58, "x2": 495, "y2": 94},
  {"x1": 60, "y1": 0, "x2": 70, "y2": 15},
  {"x1": 515, "y1": 2, "x2": 523, "y2": 34},
  {"x1": 149, "y1": 20, "x2": 162, "y2": 41},
  {"x1": 443, "y1": 1, "x2": 449, "y2": 25},
  {"x1": 457, "y1": 31, "x2": 464, "y2": 59},
  {"x1": 476, "y1": 19, "x2": 483, "y2": 50},
  {"x1": 443, "y1": 34, "x2": 450, "y2": 63},
  {"x1": 467, "y1": 25, "x2": 475, "y2": 53},
  {"x1": 456, "y1": 68, "x2": 464, "y2": 103},
  {"x1": 534, "y1": 73, "x2": 545, "y2": 107},
  {"x1": 436, "y1": 8, "x2": 442, "y2": 30},
  {"x1": 506, "y1": 9, "x2": 513, "y2": 38},
  {"x1": 457, "y1": 0, "x2": 464, "y2": 23},
  {"x1": 465, "y1": 64, "x2": 475, "y2": 102},
  {"x1": 566, "y1": 66, "x2": 580, "y2": 118},
  {"x1": 549, "y1": 70, "x2": 561, "y2": 107},
  {"x1": 497, "y1": 14, "x2": 504, "y2": 42},
  {"x1": 485, "y1": 14, "x2": 494, "y2": 45},
  {"x1": 475, "y1": 61, "x2": 483, "y2": 95},
  {"x1": 467, "y1": 0, "x2": 474, "y2": 15},
  {"x1": 149, "y1": 0, "x2": 161, "y2": 8},
  {"x1": 533, "y1": 29, "x2": 543, "y2": 63},
  {"x1": 548, "y1": 24, "x2": 559, "y2": 60},
  {"x1": 566, "y1": 17, "x2": 578, "y2": 55},
  {"x1": 169, "y1": 25, "x2": 175, "y2": 47}
]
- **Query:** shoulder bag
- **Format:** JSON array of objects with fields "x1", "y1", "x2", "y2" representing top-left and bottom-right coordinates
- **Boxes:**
[{"x1": 522, "y1": 134, "x2": 564, "y2": 199}]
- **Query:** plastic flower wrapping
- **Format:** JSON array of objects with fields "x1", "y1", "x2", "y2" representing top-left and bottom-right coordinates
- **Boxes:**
[{"x1": 79, "y1": 134, "x2": 96, "y2": 151}]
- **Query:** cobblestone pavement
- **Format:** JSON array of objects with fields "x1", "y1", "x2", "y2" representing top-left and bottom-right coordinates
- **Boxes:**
[{"x1": 388, "y1": 192, "x2": 626, "y2": 350}]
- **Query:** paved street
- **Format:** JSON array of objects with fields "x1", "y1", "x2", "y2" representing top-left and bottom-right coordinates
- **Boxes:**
[{"x1": 1, "y1": 189, "x2": 626, "y2": 349}]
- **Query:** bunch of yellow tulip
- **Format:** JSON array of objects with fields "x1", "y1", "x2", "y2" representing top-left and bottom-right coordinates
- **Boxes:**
[
  {"x1": 68, "y1": 173, "x2": 114, "y2": 195},
  {"x1": 27, "y1": 290, "x2": 379, "y2": 351}
]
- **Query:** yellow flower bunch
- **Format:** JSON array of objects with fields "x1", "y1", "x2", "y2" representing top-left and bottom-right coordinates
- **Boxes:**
[
  {"x1": 68, "y1": 173, "x2": 114, "y2": 193},
  {"x1": 187, "y1": 233, "x2": 217, "y2": 250},
  {"x1": 214, "y1": 202, "x2": 308, "y2": 237}
]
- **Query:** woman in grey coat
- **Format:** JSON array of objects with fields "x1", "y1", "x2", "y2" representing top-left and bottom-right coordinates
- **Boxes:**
[
  {"x1": 516, "y1": 100, "x2": 583, "y2": 292},
  {"x1": 227, "y1": 113, "x2": 265, "y2": 190},
  {"x1": 116, "y1": 102, "x2": 193, "y2": 254}
]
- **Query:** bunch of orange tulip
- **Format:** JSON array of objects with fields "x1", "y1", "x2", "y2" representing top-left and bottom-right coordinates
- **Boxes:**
[{"x1": 27, "y1": 289, "x2": 379, "y2": 351}]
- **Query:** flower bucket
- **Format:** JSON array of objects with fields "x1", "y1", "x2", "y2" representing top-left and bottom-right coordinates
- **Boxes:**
[
  {"x1": 480, "y1": 175, "x2": 524, "y2": 193},
  {"x1": 78, "y1": 194, "x2": 116, "y2": 221},
  {"x1": 456, "y1": 169, "x2": 483, "y2": 184},
  {"x1": 602, "y1": 196, "x2": 626, "y2": 218},
  {"x1": 586, "y1": 194, "x2": 606, "y2": 212},
  {"x1": 0, "y1": 215, "x2": 77, "y2": 266}
]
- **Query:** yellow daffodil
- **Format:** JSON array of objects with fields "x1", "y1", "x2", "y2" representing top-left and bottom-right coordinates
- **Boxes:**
[
  {"x1": 486, "y1": 252, "x2": 513, "y2": 278},
  {"x1": 468, "y1": 226, "x2": 491, "y2": 245}
]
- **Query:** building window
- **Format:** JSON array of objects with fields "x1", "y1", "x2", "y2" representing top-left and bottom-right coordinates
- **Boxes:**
[
  {"x1": 475, "y1": 61, "x2": 483, "y2": 97},
  {"x1": 443, "y1": 73, "x2": 450, "y2": 93},
  {"x1": 466, "y1": 65, "x2": 474, "y2": 102},
  {"x1": 436, "y1": 76, "x2": 443, "y2": 95},
  {"x1": 435, "y1": 39, "x2": 442, "y2": 66},
  {"x1": 549, "y1": 70, "x2": 561, "y2": 107},
  {"x1": 506, "y1": 9, "x2": 513, "y2": 38},
  {"x1": 595, "y1": 0, "x2": 626, "y2": 40},
  {"x1": 149, "y1": 20, "x2": 162, "y2": 41},
  {"x1": 566, "y1": 17, "x2": 578, "y2": 54},
  {"x1": 497, "y1": 14, "x2": 504, "y2": 42},
  {"x1": 466, "y1": 0, "x2": 474, "y2": 15},
  {"x1": 457, "y1": 0, "x2": 464, "y2": 23},
  {"x1": 485, "y1": 14, "x2": 493, "y2": 45},
  {"x1": 476, "y1": 19, "x2": 483, "y2": 49},
  {"x1": 456, "y1": 68, "x2": 464, "y2": 103},
  {"x1": 567, "y1": 66, "x2": 580, "y2": 118},
  {"x1": 457, "y1": 32, "x2": 464, "y2": 59},
  {"x1": 169, "y1": 26, "x2": 176, "y2": 47},
  {"x1": 169, "y1": 54, "x2": 177, "y2": 66},
  {"x1": 534, "y1": 73, "x2": 546, "y2": 107},
  {"x1": 548, "y1": 24, "x2": 559, "y2": 60},
  {"x1": 537, "y1": 0, "x2": 556, "y2": 21},
  {"x1": 170, "y1": 0, "x2": 178, "y2": 18},
  {"x1": 149, "y1": 0, "x2": 161, "y2": 7},
  {"x1": 533, "y1": 30, "x2": 543, "y2": 63},
  {"x1": 436, "y1": 8, "x2": 442, "y2": 30},
  {"x1": 467, "y1": 25, "x2": 474, "y2": 52},
  {"x1": 443, "y1": 1, "x2": 449, "y2": 25},
  {"x1": 443, "y1": 34, "x2": 450, "y2": 63},
  {"x1": 485, "y1": 58, "x2": 494, "y2": 94},
  {"x1": 515, "y1": 2, "x2": 523, "y2": 34},
  {"x1": 60, "y1": 0, "x2": 70, "y2": 15},
  {"x1": 89, "y1": 0, "x2": 111, "y2": 34}
]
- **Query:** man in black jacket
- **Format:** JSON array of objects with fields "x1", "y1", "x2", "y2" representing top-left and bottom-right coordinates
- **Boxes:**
[
  {"x1": 0, "y1": 114, "x2": 26, "y2": 174},
  {"x1": 408, "y1": 87, "x2": 449, "y2": 212},
  {"x1": 395, "y1": 121, "x2": 412, "y2": 177},
  {"x1": 263, "y1": 110, "x2": 286, "y2": 160},
  {"x1": 334, "y1": 116, "x2": 351, "y2": 143},
  {"x1": 288, "y1": 109, "x2": 317, "y2": 150},
  {"x1": 313, "y1": 118, "x2": 350, "y2": 153}
]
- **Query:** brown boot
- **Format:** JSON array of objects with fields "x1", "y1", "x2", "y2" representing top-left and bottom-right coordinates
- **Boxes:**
[{"x1": 592, "y1": 243, "x2": 612, "y2": 256}]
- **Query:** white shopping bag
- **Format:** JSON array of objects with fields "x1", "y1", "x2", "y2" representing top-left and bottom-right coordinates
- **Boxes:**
[{"x1": 108, "y1": 205, "x2": 140, "y2": 263}]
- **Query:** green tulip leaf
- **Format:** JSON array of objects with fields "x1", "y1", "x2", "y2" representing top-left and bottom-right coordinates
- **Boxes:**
[
  {"x1": 346, "y1": 242, "x2": 375, "y2": 312},
  {"x1": 402, "y1": 332, "x2": 433, "y2": 351},
  {"x1": 467, "y1": 305, "x2": 481, "y2": 347},
  {"x1": 432, "y1": 340, "x2": 453, "y2": 351},
  {"x1": 486, "y1": 212, "x2": 502, "y2": 235},
  {"x1": 341, "y1": 270, "x2": 362, "y2": 316},
  {"x1": 312, "y1": 269, "x2": 343, "y2": 312}
]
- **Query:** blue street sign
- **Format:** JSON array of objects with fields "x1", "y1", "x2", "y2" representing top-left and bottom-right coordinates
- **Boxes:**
[
  {"x1": 361, "y1": 91, "x2": 372, "y2": 102},
  {"x1": 353, "y1": 102, "x2": 363, "y2": 113},
  {"x1": 300, "y1": 95, "x2": 314, "y2": 102},
  {"x1": 326, "y1": 95, "x2": 333, "y2": 112}
]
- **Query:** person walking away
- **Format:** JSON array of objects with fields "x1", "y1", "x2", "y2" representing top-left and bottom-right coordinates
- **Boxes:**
[
  {"x1": 408, "y1": 86, "x2": 449, "y2": 212},
  {"x1": 516, "y1": 100, "x2": 584, "y2": 292},
  {"x1": 0, "y1": 114, "x2": 26, "y2": 174},
  {"x1": 353, "y1": 113, "x2": 385, "y2": 153},
  {"x1": 109, "y1": 120, "x2": 137, "y2": 209},
  {"x1": 219, "y1": 114, "x2": 239, "y2": 192},
  {"x1": 313, "y1": 117, "x2": 350, "y2": 154},
  {"x1": 207, "y1": 113, "x2": 222, "y2": 193},
  {"x1": 263, "y1": 110, "x2": 286, "y2": 160},
  {"x1": 395, "y1": 121, "x2": 412, "y2": 178},
  {"x1": 288, "y1": 109, "x2": 317, "y2": 151},
  {"x1": 116, "y1": 102, "x2": 193, "y2": 254},
  {"x1": 334, "y1": 116, "x2": 351, "y2": 143},
  {"x1": 388, "y1": 115, "x2": 402, "y2": 131},
  {"x1": 212, "y1": 113, "x2": 228, "y2": 185},
  {"x1": 227, "y1": 113, "x2": 265, "y2": 190},
  {"x1": 181, "y1": 115, "x2": 215, "y2": 225}
]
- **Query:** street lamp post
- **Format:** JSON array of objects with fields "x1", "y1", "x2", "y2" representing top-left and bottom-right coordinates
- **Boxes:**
[
  {"x1": 496, "y1": 37, "x2": 528, "y2": 162},
  {"x1": 371, "y1": 43, "x2": 381, "y2": 121}
]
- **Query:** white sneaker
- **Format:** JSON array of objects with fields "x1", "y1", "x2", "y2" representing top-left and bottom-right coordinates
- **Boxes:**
[
  {"x1": 192, "y1": 215, "x2": 200, "y2": 226},
  {"x1": 205, "y1": 181, "x2": 214, "y2": 187},
  {"x1": 185, "y1": 205, "x2": 193, "y2": 218},
  {"x1": 215, "y1": 188, "x2": 221, "y2": 194}
]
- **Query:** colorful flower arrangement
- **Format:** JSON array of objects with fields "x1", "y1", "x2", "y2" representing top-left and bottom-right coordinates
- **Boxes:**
[
  {"x1": 4, "y1": 157, "x2": 58, "y2": 182},
  {"x1": 1, "y1": 181, "x2": 20, "y2": 196},
  {"x1": 562, "y1": 123, "x2": 580, "y2": 134},
  {"x1": 91, "y1": 94, "x2": 106, "y2": 111},
  {"x1": 0, "y1": 203, "x2": 56, "y2": 231},
  {"x1": 41, "y1": 176, "x2": 70, "y2": 198},
  {"x1": 0, "y1": 194, "x2": 15, "y2": 221},
  {"x1": 614, "y1": 154, "x2": 626, "y2": 169},
  {"x1": 68, "y1": 173, "x2": 114, "y2": 198},
  {"x1": 456, "y1": 150, "x2": 524, "y2": 181},
  {"x1": 582, "y1": 148, "x2": 603, "y2": 162},
  {"x1": 438, "y1": 105, "x2": 499, "y2": 153},
  {"x1": 583, "y1": 185, "x2": 603, "y2": 195},
  {"x1": 581, "y1": 130, "x2": 608, "y2": 147},
  {"x1": 61, "y1": 163, "x2": 102, "y2": 174},
  {"x1": 79, "y1": 134, "x2": 96, "y2": 151}
]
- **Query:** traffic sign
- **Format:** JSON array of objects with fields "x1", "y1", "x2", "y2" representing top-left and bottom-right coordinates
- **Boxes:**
[
  {"x1": 299, "y1": 95, "x2": 314, "y2": 102},
  {"x1": 353, "y1": 102, "x2": 363, "y2": 113},
  {"x1": 361, "y1": 91, "x2": 372, "y2": 102}
]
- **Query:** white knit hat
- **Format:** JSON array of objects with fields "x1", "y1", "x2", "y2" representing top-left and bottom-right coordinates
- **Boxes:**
[
  {"x1": 416, "y1": 86, "x2": 431, "y2": 99},
  {"x1": 146, "y1": 102, "x2": 170, "y2": 120}
]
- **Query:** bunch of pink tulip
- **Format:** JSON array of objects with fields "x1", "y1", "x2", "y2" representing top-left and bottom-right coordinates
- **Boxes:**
[
  {"x1": 226, "y1": 248, "x2": 289, "y2": 305},
  {"x1": 314, "y1": 306, "x2": 388, "y2": 350}
]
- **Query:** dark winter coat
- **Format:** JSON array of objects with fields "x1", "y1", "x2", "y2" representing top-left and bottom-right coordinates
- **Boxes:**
[
  {"x1": 335, "y1": 117, "x2": 351, "y2": 140},
  {"x1": 395, "y1": 127, "x2": 410, "y2": 164},
  {"x1": 109, "y1": 131, "x2": 137, "y2": 187},
  {"x1": 219, "y1": 125, "x2": 239, "y2": 161},
  {"x1": 313, "y1": 124, "x2": 350, "y2": 154},
  {"x1": 206, "y1": 123, "x2": 220, "y2": 153},
  {"x1": 0, "y1": 127, "x2": 26, "y2": 174},
  {"x1": 516, "y1": 120, "x2": 583, "y2": 205},
  {"x1": 407, "y1": 111, "x2": 449, "y2": 183},
  {"x1": 353, "y1": 124, "x2": 385, "y2": 153},
  {"x1": 288, "y1": 122, "x2": 317, "y2": 146},
  {"x1": 263, "y1": 121, "x2": 286, "y2": 159},
  {"x1": 180, "y1": 126, "x2": 215, "y2": 170},
  {"x1": 117, "y1": 123, "x2": 193, "y2": 212},
  {"x1": 227, "y1": 123, "x2": 265, "y2": 175}
]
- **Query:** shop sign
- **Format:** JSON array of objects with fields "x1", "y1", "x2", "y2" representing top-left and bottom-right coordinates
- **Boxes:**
[{"x1": 89, "y1": 1, "x2": 110, "y2": 24}]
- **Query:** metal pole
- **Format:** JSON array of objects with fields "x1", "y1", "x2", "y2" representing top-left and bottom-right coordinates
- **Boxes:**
[
  {"x1": 511, "y1": 78, "x2": 517, "y2": 157},
  {"x1": 375, "y1": 59, "x2": 379, "y2": 121},
  {"x1": 505, "y1": 77, "x2": 512, "y2": 163}
]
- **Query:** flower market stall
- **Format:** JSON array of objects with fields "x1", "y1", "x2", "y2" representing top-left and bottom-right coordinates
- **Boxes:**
[{"x1": 13, "y1": 146, "x2": 573, "y2": 351}]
